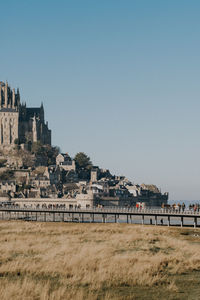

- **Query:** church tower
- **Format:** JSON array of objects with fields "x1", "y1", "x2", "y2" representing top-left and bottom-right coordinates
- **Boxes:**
[{"x1": 0, "y1": 81, "x2": 19, "y2": 149}]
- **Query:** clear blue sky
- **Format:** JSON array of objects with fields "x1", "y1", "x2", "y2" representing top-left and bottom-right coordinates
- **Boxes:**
[{"x1": 1, "y1": 0, "x2": 200, "y2": 200}]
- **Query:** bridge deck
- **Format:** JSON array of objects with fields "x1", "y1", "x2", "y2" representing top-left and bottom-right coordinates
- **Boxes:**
[
  {"x1": 0, "y1": 207, "x2": 199, "y2": 227},
  {"x1": 0, "y1": 207, "x2": 199, "y2": 215}
]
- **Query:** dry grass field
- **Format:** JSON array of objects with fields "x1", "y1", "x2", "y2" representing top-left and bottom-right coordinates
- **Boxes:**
[{"x1": 0, "y1": 221, "x2": 200, "y2": 300}]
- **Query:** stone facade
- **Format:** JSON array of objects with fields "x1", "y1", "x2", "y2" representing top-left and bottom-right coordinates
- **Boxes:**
[
  {"x1": 0, "y1": 181, "x2": 16, "y2": 194},
  {"x1": 90, "y1": 168, "x2": 99, "y2": 183},
  {"x1": 0, "y1": 81, "x2": 51, "y2": 149},
  {"x1": 56, "y1": 153, "x2": 76, "y2": 171}
]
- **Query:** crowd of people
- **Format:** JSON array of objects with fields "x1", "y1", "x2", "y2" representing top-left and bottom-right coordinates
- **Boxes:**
[
  {"x1": 188, "y1": 203, "x2": 200, "y2": 212},
  {"x1": 162, "y1": 202, "x2": 200, "y2": 212}
]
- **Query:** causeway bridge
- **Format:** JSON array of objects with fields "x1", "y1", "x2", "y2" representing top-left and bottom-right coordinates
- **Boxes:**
[{"x1": 0, "y1": 207, "x2": 199, "y2": 227}]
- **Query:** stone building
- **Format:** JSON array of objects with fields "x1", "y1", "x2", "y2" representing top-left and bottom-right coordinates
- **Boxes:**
[
  {"x1": 56, "y1": 153, "x2": 76, "y2": 171},
  {"x1": 90, "y1": 167, "x2": 99, "y2": 183},
  {"x1": 0, "y1": 81, "x2": 51, "y2": 149},
  {"x1": 0, "y1": 181, "x2": 16, "y2": 194}
]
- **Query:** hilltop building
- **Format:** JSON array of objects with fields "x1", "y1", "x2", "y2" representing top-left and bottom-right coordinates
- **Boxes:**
[
  {"x1": 56, "y1": 153, "x2": 76, "y2": 171},
  {"x1": 0, "y1": 81, "x2": 51, "y2": 149}
]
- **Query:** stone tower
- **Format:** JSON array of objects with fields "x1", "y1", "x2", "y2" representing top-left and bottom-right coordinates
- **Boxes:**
[
  {"x1": 90, "y1": 168, "x2": 99, "y2": 183},
  {"x1": 0, "y1": 81, "x2": 20, "y2": 149}
]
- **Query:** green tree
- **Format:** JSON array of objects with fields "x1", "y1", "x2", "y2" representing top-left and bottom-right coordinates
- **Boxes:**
[
  {"x1": 74, "y1": 152, "x2": 92, "y2": 180},
  {"x1": 74, "y1": 152, "x2": 92, "y2": 170},
  {"x1": 14, "y1": 138, "x2": 19, "y2": 145},
  {"x1": 32, "y1": 142, "x2": 60, "y2": 166},
  {"x1": 0, "y1": 170, "x2": 14, "y2": 180},
  {"x1": 0, "y1": 159, "x2": 7, "y2": 168}
]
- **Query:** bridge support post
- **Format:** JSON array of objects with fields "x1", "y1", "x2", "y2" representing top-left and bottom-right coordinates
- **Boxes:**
[
  {"x1": 127, "y1": 215, "x2": 129, "y2": 224},
  {"x1": 181, "y1": 217, "x2": 183, "y2": 227},
  {"x1": 102, "y1": 215, "x2": 104, "y2": 223},
  {"x1": 82, "y1": 213, "x2": 84, "y2": 223},
  {"x1": 114, "y1": 214, "x2": 117, "y2": 223},
  {"x1": 168, "y1": 216, "x2": 170, "y2": 226},
  {"x1": 155, "y1": 216, "x2": 157, "y2": 226},
  {"x1": 142, "y1": 215, "x2": 144, "y2": 225},
  {"x1": 194, "y1": 217, "x2": 197, "y2": 228},
  {"x1": 90, "y1": 214, "x2": 94, "y2": 223},
  {"x1": 130, "y1": 215, "x2": 132, "y2": 224}
]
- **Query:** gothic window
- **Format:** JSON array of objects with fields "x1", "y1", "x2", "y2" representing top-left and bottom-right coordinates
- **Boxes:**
[
  {"x1": 10, "y1": 124, "x2": 12, "y2": 144},
  {"x1": 1, "y1": 124, "x2": 3, "y2": 144}
]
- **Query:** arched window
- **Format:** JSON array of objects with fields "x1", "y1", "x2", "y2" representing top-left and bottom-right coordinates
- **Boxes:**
[
  {"x1": 10, "y1": 123, "x2": 12, "y2": 144},
  {"x1": 1, "y1": 123, "x2": 3, "y2": 144}
]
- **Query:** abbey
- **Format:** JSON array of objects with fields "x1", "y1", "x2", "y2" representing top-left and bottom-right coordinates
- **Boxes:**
[{"x1": 0, "y1": 81, "x2": 51, "y2": 149}]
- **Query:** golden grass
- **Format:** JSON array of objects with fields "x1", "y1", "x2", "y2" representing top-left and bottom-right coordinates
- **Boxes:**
[{"x1": 0, "y1": 222, "x2": 200, "y2": 299}]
